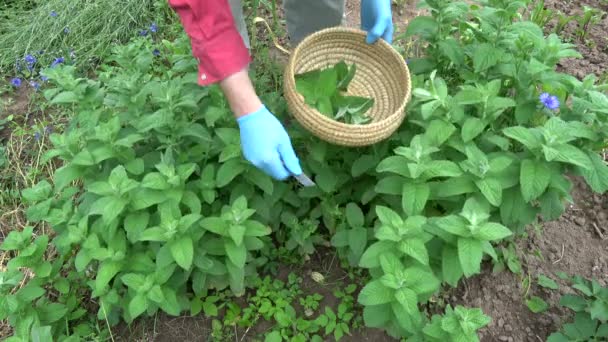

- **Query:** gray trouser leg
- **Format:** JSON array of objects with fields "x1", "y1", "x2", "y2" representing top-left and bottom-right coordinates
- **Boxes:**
[
  {"x1": 284, "y1": 0, "x2": 346, "y2": 45},
  {"x1": 228, "y1": 0, "x2": 250, "y2": 49},
  {"x1": 228, "y1": 0, "x2": 345, "y2": 48}
]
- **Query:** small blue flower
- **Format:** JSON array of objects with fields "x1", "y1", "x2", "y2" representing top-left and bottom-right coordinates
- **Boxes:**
[
  {"x1": 34, "y1": 132, "x2": 41, "y2": 141},
  {"x1": 139, "y1": 29, "x2": 148, "y2": 36},
  {"x1": 11, "y1": 78, "x2": 22, "y2": 87},
  {"x1": 30, "y1": 81, "x2": 40, "y2": 91},
  {"x1": 150, "y1": 23, "x2": 158, "y2": 33},
  {"x1": 50, "y1": 11, "x2": 58, "y2": 17},
  {"x1": 63, "y1": 27, "x2": 70, "y2": 34},
  {"x1": 153, "y1": 49, "x2": 160, "y2": 56},
  {"x1": 25, "y1": 54, "x2": 36, "y2": 65},
  {"x1": 51, "y1": 57, "x2": 64, "y2": 67},
  {"x1": 539, "y1": 92, "x2": 560, "y2": 110},
  {"x1": 41, "y1": 75, "x2": 49, "y2": 82}
]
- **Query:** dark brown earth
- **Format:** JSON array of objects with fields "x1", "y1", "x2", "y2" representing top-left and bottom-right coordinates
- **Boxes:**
[{"x1": 544, "y1": 0, "x2": 608, "y2": 80}]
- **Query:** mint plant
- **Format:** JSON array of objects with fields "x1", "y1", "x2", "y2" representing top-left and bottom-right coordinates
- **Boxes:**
[
  {"x1": 423, "y1": 305, "x2": 491, "y2": 342},
  {"x1": 295, "y1": 60, "x2": 374, "y2": 124}
]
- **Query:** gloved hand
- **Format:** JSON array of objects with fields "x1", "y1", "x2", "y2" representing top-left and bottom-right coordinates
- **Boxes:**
[
  {"x1": 361, "y1": 0, "x2": 394, "y2": 44},
  {"x1": 237, "y1": 105, "x2": 303, "y2": 180}
]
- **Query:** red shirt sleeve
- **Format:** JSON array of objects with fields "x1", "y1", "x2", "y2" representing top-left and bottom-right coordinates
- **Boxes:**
[{"x1": 168, "y1": 0, "x2": 251, "y2": 86}]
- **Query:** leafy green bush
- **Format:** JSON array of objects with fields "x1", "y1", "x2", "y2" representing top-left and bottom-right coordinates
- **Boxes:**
[{"x1": 2, "y1": 0, "x2": 608, "y2": 340}]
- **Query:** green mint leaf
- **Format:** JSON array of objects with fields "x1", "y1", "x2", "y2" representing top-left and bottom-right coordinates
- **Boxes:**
[
  {"x1": 170, "y1": 236, "x2": 193, "y2": 270},
  {"x1": 404, "y1": 267, "x2": 440, "y2": 295},
  {"x1": 200, "y1": 217, "x2": 228, "y2": 236},
  {"x1": 503, "y1": 126, "x2": 542, "y2": 151},
  {"x1": 141, "y1": 172, "x2": 171, "y2": 190},
  {"x1": 375, "y1": 205, "x2": 404, "y2": 229},
  {"x1": 474, "y1": 178, "x2": 503, "y2": 207},
  {"x1": 423, "y1": 119, "x2": 456, "y2": 147},
  {"x1": 358, "y1": 280, "x2": 394, "y2": 306},
  {"x1": 377, "y1": 156, "x2": 411, "y2": 177},
  {"x1": 404, "y1": 16, "x2": 439, "y2": 39},
  {"x1": 216, "y1": 159, "x2": 246, "y2": 187},
  {"x1": 228, "y1": 225, "x2": 246, "y2": 246},
  {"x1": 473, "y1": 43, "x2": 501, "y2": 72},
  {"x1": 359, "y1": 241, "x2": 394, "y2": 268},
  {"x1": 473, "y1": 222, "x2": 512, "y2": 241},
  {"x1": 462, "y1": 117, "x2": 487, "y2": 142},
  {"x1": 395, "y1": 288, "x2": 419, "y2": 314},
  {"x1": 542, "y1": 144, "x2": 593, "y2": 170},
  {"x1": 398, "y1": 238, "x2": 429, "y2": 266},
  {"x1": 121, "y1": 273, "x2": 146, "y2": 290},
  {"x1": 95, "y1": 260, "x2": 122, "y2": 293},
  {"x1": 580, "y1": 150, "x2": 608, "y2": 193},
  {"x1": 21, "y1": 180, "x2": 52, "y2": 203},
  {"x1": 423, "y1": 160, "x2": 463, "y2": 179},
  {"x1": 435, "y1": 215, "x2": 470, "y2": 237},
  {"x1": 520, "y1": 159, "x2": 551, "y2": 202},
  {"x1": 345, "y1": 203, "x2": 365, "y2": 227},
  {"x1": 402, "y1": 182, "x2": 430, "y2": 216},
  {"x1": 442, "y1": 245, "x2": 463, "y2": 287},
  {"x1": 225, "y1": 240, "x2": 247, "y2": 268},
  {"x1": 539, "y1": 189, "x2": 564, "y2": 221},
  {"x1": 458, "y1": 238, "x2": 483, "y2": 277}
]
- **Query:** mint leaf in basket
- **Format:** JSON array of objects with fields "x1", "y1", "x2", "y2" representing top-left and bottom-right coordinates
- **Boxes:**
[{"x1": 295, "y1": 60, "x2": 374, "y2": 125}]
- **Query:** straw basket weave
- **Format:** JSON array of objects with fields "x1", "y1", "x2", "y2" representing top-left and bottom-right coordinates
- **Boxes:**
[{"x1": 284, "y1": 27, "x2": 412, "y2": 147}]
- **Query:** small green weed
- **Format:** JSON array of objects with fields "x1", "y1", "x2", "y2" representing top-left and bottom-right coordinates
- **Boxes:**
[{"x1": 548, "y1": 275, "x2": 608, "y2": 341}]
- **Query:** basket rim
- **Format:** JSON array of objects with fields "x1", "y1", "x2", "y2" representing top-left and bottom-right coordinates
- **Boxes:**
[{"x1": 284, "y1": 26, "x2": 412, "y2": 130}]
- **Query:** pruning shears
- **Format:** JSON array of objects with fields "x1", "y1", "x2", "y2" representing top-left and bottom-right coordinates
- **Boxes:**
[{"x1": 293, "y1": 172, "x2": 316, "y2": 187}]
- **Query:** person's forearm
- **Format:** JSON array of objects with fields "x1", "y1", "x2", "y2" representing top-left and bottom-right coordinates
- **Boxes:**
[{"x1": 219, "y1": 68, "x2": 263, "y2": 119}]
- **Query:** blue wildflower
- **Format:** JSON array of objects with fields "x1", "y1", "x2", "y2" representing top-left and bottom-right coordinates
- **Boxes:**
[
  {"x1": 139, "y1": 29, "x2": 148, "y2": 36},
  {"x1": 51, "y1": 57, "x2": 64, "y2": 67},
  {"x1": 153, "y1": 48, "x2": 160, "y2": 56},
  {"x1": 50, "y1": 11, "x2": 58, "y2": 17},
  {"x1": 30, "y1": 81, "x2": 40, "y2": 91},
  {"x1": 11, "y1": 78, "x2": 22, "y2": 87},
  {"x1": 34, "y1": 132, "x2": 41, "y2": 141},
  {"x1": 63, "y1": 27, "x2": 70, "y2": 34},
  {"x1": 25, "y1": 54, "x2": 36, "y2": 65},
  {"x1": 539, "y1": 92, "x2": 560, "y2": 110},
  {"x1": 41, "y1": 75, "x2": 49, "y2": 82},
  {"x1": 150, "y1": 23, "x2": 158, "y2": 33}
]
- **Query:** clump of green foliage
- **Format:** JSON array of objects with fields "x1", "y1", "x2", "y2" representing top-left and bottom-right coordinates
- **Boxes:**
[
  {"x1": 295, "y1": 60, "x2": 375, "y2": 124},
  {"x1": 548, "y1": 275, "x2": 608, "y2": 341},
  {"x1": 2, "y1": 0, "x2": 608, "y2": 340}
]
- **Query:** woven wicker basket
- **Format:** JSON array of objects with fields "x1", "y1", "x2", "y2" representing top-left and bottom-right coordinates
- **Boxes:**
[{"x1": 284, "y1": 27, "x2": 412, "y2": 147}]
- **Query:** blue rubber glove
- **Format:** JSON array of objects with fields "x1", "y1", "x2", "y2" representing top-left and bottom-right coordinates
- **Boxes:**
[
  {"x1": 237, "y1": 105, "x2": 302, "y2": 180},
  {"x1": 361, "y1": 0, "x2": 394, "y2": 44}
]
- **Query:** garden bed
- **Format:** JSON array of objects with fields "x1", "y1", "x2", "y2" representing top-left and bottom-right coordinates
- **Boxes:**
[{"x1": 1, "y1": 1, "x2": 607, "y2": 342}]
